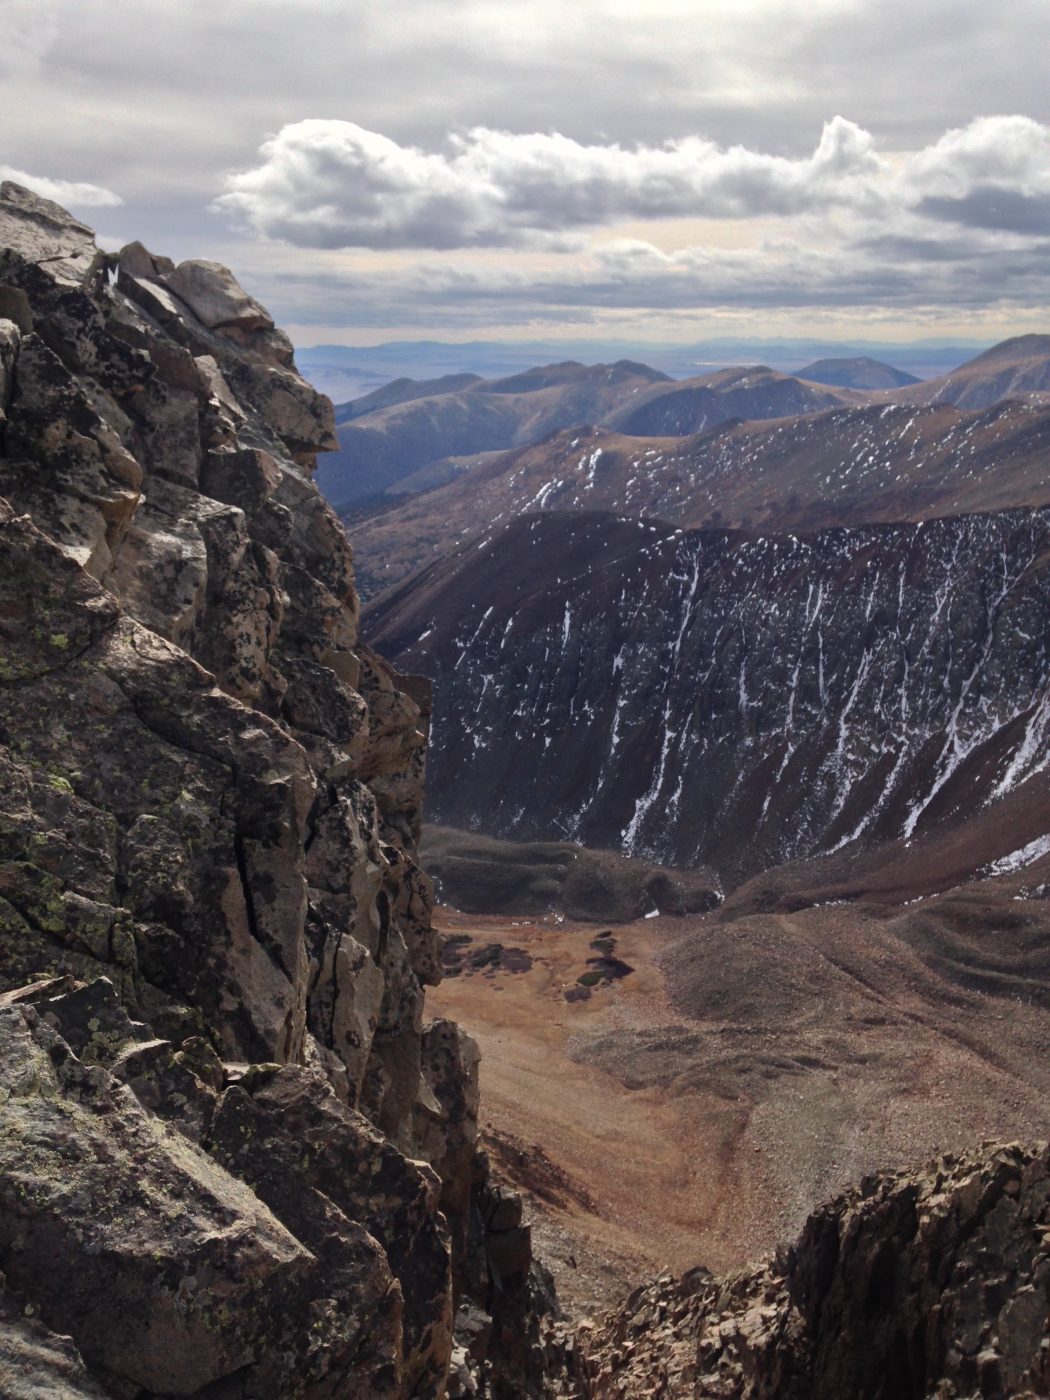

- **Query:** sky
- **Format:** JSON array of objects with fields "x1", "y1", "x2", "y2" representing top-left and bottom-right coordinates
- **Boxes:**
[{"x1": 2, "y1": 0, "x2": 1049, "y2": 348}]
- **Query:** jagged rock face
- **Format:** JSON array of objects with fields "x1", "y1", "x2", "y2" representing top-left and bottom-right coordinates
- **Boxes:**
[
  {"x1": 369, "y1": 508, "x2": 1050, "y2": 881},
  {"x1": 0, "y1": 183, "x2": 548, "y2": 1397},
  {"x1": 0, "y1": 177, "x2": 430, "y2": 1134},
  {"x1": 573, "y1": 1142, "x2": 1050, "y2": 1399}
]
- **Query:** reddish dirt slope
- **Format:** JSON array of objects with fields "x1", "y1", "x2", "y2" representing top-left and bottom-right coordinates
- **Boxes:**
[{"x1": 430, "y1": 837, "x2": 1050, "y2": 1318}]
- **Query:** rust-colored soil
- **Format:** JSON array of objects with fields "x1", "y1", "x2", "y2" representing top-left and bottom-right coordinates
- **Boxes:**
[
  {"x1": 429, "y1": 873, "x2": 1050, "y2": 1318},
  {"x1": 430, "y1": 908, "x2": 704, "y2": 1313}
]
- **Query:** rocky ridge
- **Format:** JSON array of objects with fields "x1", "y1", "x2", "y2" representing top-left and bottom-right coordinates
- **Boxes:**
[
  {"x1": 0, "y1": 182, "x2": 552, "y2": 1398},
  {"x1": 570, "y1": 1143, "x2": 1050, "y2": 1398}
]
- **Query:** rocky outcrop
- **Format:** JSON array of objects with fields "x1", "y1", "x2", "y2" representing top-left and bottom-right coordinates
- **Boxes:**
[
  {"x1": 369, "y1": 508, "x2": 1050, "y2": 883},
  {"x1": 421, "y1": 824, "x2": 720, "y2": 920},
  {"x1": 572, "y1": 1142, "x2": 1050, "y2": 1399},
  {"x1": 0, "y1": 182, "x2": 550, "y2": 1397}
]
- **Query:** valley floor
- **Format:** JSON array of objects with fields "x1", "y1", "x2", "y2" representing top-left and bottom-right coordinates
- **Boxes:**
[
  {"x1": 430, "y1": 907, "x2": 705, "y2": 1315},
  {"x1": 429, "y1": 885, "x2": 1050, "y2": 1320}
]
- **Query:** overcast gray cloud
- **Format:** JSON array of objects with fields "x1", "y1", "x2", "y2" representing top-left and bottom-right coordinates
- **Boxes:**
[
  {"x1": 244, "y1": 230, "x2": 1050, "y2": 331},
  {"x1": 2, "y1": 0, "x2": 1049, "y2": 339}
]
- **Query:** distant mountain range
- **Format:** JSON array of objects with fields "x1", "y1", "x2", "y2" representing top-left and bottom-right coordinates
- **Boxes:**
[
  {"x1": 297, "y1": 336, "x2": 986, "y2": 403},
  {"x1": 792, "y1": 355, "x2": 920, "y2": 389},
  {"x1": 317, "y1": 335, "x2": 1050, "y2": 517},
  {"x1": 348, "y1": 396, "x2": 1050, "y2": 598},
  {"x1": 357, "y1": 328, "x2": 1050, "y2": 884},
  {"x1": 317, "y1": 359, "x2": 672, "y2": 508}
]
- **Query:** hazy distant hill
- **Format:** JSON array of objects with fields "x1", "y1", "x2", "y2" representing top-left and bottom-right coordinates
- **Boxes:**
[
  {"x1": 296, "y1": 336, "x2": 988, "y2": 393},
  {"x1": 600, "y1": 364, "x2": 861, "y2": 436},
  {"x1": 794, "y1": 355, "x2": 920, "y2": 389},
  {"x1": 336, "y1": 372, "x2": 484, "y2": 421},
  {"x1": 316, "y1": 359, "x2": 671, "y2": 507},
  {"x1": 349, "y1": 396, "x2": 1050, "y2": 598},
  {"x1": 894, "y1": 334, "x2": 1050, "y2": 409}
]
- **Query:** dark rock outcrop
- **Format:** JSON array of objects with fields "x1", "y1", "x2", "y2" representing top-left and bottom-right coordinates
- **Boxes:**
[
  {"x1": 422, "y1": 823, "x2": 720, "y2": 920},
  {"x1": 0, "y1": 182, "x2": 550, "y2": 1397},
  {"x1": 572, "y1": 1142, "x2": 1050, "y2": 1399}
]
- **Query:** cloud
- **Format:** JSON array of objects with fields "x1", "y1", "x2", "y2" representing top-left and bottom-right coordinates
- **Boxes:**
[
  {"x1": 216, "y1": 116, "x2": 882, "y2": 249},
  {"x1": 918, "y1": 188, "x2": 1050, "y2": 236},
  {"x1": 0, "y1": 164, "x2": 123, "y2": 209},
  {"x1": 213, "y1": 109, "x2": 1050, "y2": 335},
  {"x1": 0, "y1": 0, "x2": 58, "y2": 79},
  {"x1": 217, "y1": 114, "x2": 1050, "y2": 254},
  {"x1": 905, "y1": 115, "x2": 1050, "y2": 199},
  {"x1": 243, "y1": 220, "x2": 1050, "y2": 333}
]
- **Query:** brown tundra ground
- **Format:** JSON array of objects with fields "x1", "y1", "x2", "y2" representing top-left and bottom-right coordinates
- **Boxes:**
[{"x1": 429, "y1": 876, "x2": 1050, "y2": 1317}]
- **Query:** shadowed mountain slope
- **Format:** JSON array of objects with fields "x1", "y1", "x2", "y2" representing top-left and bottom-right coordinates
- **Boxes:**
[
  {"x1": 336, "y1": 371, "x2": 484, "y2": 420},
  {"x1": 368, "y1": 507, "x2": 1050, "y2": 884},
  {"x1": 601, "y1": 363, "x2": 862, "y2": 436}
]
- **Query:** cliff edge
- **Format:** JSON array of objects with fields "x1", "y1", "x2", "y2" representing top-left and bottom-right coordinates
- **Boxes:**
[{"x1": 0, "y1": 182, "x2": 550, "y2": 1399}]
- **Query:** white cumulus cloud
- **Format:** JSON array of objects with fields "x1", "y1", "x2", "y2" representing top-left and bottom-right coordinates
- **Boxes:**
[
  {"x1": 0, "y1": 164, "x2": 123, "y2": 209},
  {"x1": 218, "y1": 111, "x2": 1050, "y2": 333},
  {"x1": 216, "y1": 114, "x2": 1050, "y2": 253},
  {"x1": 215, "y1": 116, "x2": 883, "y2": 249}
]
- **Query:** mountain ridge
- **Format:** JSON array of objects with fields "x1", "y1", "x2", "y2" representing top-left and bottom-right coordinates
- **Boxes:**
[{"x1": 349, "y1": 395, "x2": 1050, "y2": 599}]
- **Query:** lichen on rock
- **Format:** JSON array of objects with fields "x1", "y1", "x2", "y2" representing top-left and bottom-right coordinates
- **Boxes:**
[{"x1": 0, "y1": 181, "x2": 548, "y2": 1398}]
